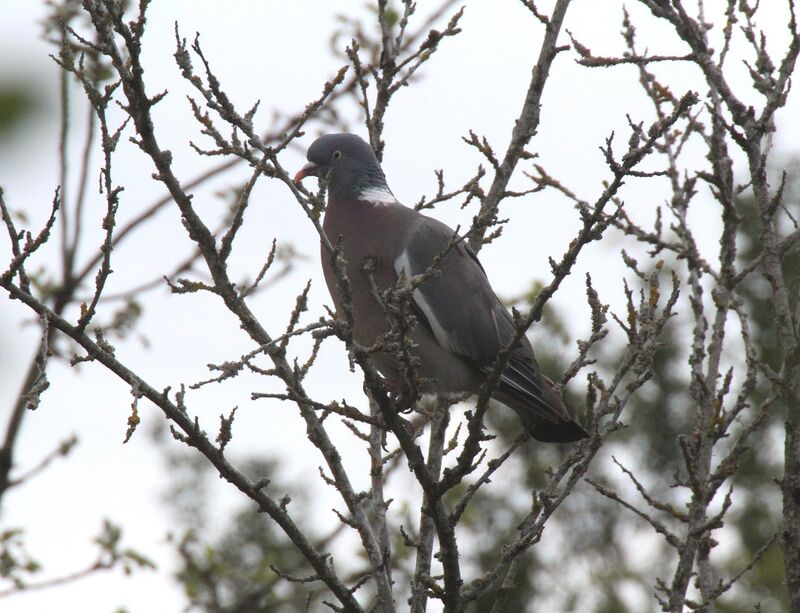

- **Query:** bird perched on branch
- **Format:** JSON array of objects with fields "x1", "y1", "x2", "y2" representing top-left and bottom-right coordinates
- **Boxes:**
[{"x1": 295, "y1": 133, "x2": 587, "y2": 443}]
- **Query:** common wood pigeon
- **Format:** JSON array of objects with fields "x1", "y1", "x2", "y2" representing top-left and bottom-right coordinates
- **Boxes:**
[{"x1": 295, "y1": 133, "x2": 588, "y2": 443}]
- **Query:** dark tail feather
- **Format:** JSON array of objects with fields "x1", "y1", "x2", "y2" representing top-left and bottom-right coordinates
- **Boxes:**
[
  {"x1": 529, "y1": 382, "x2": 588, "y2": 442},
  {"x1": 528, "y1": 416, "x2": 589, "y2": 443},
  {"x1": 495, "y1": 379, "x2": 589, "y2": 443}
]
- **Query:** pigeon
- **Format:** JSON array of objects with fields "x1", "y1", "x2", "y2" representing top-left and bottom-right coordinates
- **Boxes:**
[{"x1": 294, "y1": 133, "x2": 587, "y2": 442}]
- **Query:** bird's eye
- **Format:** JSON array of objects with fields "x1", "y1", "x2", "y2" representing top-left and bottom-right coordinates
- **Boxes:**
[{"x1": 332, "y1": 150, "x2": 342, "y2": 160}]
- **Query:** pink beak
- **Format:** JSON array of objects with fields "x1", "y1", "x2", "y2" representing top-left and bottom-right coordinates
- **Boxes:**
[{"x1": 293, "y1": 161, "x2": 319, "y2": 184}]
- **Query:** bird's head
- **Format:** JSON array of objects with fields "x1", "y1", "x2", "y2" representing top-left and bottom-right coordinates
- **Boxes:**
[{"x1": 294, "y1": 133, "x2": 390, "y2": 202}]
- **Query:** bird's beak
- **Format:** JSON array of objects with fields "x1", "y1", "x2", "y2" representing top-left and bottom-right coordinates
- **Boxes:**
[{"x1": 293, "y1": 161, "x2": 319, "y2": 184}]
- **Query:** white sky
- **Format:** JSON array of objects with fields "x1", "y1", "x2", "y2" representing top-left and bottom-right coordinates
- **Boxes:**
[{"x1": 1, "y1": 1, "x2": 798, "y2": 611}]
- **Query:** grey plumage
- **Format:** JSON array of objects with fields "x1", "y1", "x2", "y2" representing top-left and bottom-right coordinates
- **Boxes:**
[{"x1": 295, "y1": 133, "x2": 588, "y2": 443}]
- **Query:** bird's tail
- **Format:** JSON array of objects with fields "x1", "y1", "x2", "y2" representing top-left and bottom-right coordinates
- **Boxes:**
[{"x1": 495, "y1": 378, "x2": 589, "y2": 443}]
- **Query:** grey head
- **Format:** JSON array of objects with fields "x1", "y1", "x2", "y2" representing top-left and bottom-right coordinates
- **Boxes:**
[{"x1": 294, "y1": 133, "x2": 391, "y2": 202}]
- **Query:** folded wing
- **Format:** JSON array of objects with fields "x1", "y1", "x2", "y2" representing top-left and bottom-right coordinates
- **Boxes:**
[{"x1": 394, "y1": 215, "x2": 587, "y2": 441}]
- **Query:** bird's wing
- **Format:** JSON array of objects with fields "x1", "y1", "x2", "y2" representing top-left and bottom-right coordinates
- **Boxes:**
[{"x1": 394, "y1": 215, "x2": 567, "y2": 426}]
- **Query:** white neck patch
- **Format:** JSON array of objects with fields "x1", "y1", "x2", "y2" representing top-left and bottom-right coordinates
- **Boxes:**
[{"x1": 359, "y1": 185, "x2": 398, "y2": 206}]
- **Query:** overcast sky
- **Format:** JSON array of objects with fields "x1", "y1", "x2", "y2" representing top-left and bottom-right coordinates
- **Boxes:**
[{"x1": 1, "y1": 1, "x2": 798, "y2": 611}]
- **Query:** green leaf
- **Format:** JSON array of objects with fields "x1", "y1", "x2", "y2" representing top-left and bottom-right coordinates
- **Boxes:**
[{"x1": 0, "y1": 87, "x2": 36, "y2": 136}]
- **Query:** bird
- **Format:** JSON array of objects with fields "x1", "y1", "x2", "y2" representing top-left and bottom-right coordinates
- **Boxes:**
[{"x1": 294, "y1": 133, "x2": 588, "y2": 443}]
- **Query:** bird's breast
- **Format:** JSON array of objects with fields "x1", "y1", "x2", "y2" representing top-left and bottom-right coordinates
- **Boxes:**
[{"x1": 321, "y1": 228, "x2": 398, "y2": 345}]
